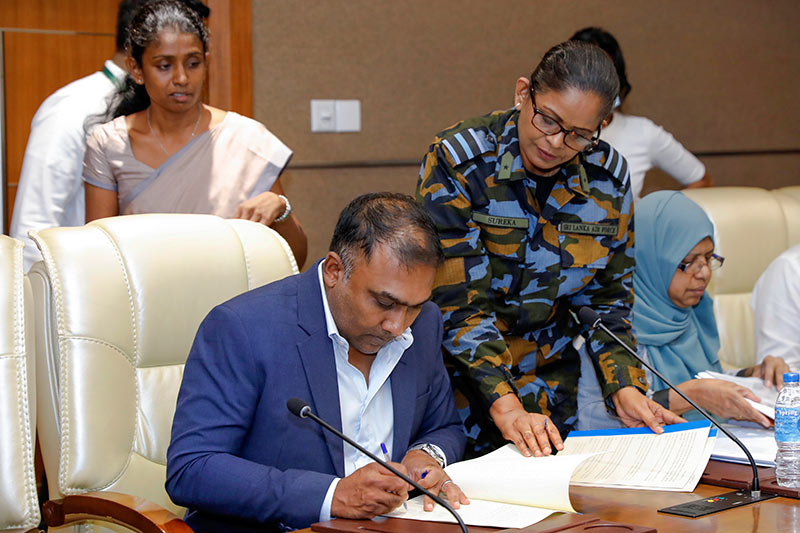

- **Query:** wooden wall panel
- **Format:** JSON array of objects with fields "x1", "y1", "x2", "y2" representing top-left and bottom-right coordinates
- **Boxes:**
[
  {"x1": 207, "y1": 0, "x2": 253, "y2": 116},
  {"x1": 3, "y1": 32, "x2": 114, "y2": 229},
  {"x1": 282, "y1": 166, "x2": 418, "y2": 265},
  {"x1": 252, "y1": 0, "x2": 800, "y2": 164},
  {"x1": 252, "y1": 0, "x2": 800, "y2": 269},
  {"x1": 0, "y1": 0, "x2": 117, "y2": 33}
]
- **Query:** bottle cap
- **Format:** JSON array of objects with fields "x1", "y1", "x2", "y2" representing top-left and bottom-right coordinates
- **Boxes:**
[{"x1": 784, "y1": 372, "x2": 799, "y2": 383}]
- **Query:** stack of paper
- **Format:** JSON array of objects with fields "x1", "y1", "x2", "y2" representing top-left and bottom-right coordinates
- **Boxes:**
[
  {"x1": 711, "y1": 425, "x2": 777, "y2": 467},
  {"x1": 559, "y1": 421, "x2": 717, "y2": 491},
  {"x1": 385, "y1": 446, "x2": 595, "y2": 529},
  {"x1": 386, "y1": 422, "x2": 720, "y2": 528}
]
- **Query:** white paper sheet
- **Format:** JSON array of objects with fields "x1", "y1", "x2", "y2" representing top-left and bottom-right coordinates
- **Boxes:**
[
  {"x1": 383, "y1": 446, "x2": 596, "y2": 528},
  {"x1": 559, "y1": 421, "x2": 716, "y2": 491},
  {"x1": 386, "y1": 495, "x2": 562, "y2": 529},
  {"x1": 445, "y1": 446, "x2": 592, "y2": 511},
  {"x1": 746, "y1": 398, "x2": 776, "y2": 420},
  {"x1": 711, "y1": 425, "x2": 777, "y2": 467}
]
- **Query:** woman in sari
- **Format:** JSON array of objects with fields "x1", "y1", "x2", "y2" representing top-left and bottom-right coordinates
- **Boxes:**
[{"x1": 83, "y1": 0, "x2": 306, "y2": 267}]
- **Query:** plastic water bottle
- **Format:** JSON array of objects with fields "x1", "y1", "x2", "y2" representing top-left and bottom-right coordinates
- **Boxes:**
[{"x1": 775, "y1": 372, "x2": 800, "y2": 488}]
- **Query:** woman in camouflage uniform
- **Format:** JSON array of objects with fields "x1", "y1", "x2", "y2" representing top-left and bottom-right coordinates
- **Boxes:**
[{"x1": 417, "y1": 41, "x2": 682, "y2": 458}]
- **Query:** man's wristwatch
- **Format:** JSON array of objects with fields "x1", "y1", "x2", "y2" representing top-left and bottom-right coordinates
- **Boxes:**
[{"x1": 408, "y1": 443, "x2": 446, "y2": 468}]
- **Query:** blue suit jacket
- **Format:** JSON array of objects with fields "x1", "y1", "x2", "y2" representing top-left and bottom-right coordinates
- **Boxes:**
[{"x1": 166, "y1": 264, "x2": 465, "y2": 531}]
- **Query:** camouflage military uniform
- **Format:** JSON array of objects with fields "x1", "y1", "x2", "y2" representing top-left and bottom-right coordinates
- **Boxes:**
[{"x1": 416, "y1": 108, "x2": 647, "y2": 456}]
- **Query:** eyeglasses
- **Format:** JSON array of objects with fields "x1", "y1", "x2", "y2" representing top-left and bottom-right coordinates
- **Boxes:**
[
  {"x1": 677, "y1": 253, "x2": 725, "y2": 275},
  {"x1": 528, "y1": 90, "x2": 600, "y2": 152}
]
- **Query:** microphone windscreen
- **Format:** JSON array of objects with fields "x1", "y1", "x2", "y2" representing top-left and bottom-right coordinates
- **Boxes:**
[
  {"x1": 578, "y1": 306, "x2": 601, "y2": 326},
  {"x1": 286, "y1": 397, "x2": 309, "y2": 417}
]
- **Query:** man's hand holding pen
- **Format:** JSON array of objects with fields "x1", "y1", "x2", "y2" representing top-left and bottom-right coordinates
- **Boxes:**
[
  {"x1": 401, "y1": 449, "x2": 470, "y2": 512},
  {"x1": 330, "y1": 461, "x2": 412, "y2": 519}
]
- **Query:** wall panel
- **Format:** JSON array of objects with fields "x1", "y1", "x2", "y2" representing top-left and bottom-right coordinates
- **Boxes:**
[
  {"x1": 282, "y1": 166, "x2": 418, "y2": 264},
  {"x1": 0, "y1": 0, "x2": 116, "y2": 33},
  {"x1": 253, "y1": 0, "x2": 800, "y2": 163},
  {"x1": 253, "y1": 1, "x2": 800, "y2": 268}
]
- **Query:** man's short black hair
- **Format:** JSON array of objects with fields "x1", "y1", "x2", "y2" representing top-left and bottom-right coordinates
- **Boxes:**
[{"x1": 329, "y1": 192, "x2": 443, "y2": 276}]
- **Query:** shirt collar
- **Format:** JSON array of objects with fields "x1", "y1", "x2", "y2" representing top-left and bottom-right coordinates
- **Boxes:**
[{"x1": 103, "y1": 60, "x2": 128, "y2": 88}]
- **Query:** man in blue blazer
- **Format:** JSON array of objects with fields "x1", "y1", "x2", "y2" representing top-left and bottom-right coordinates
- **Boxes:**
[{"x1": 166, "y1": 193, "x2": 468, "y2": 531}]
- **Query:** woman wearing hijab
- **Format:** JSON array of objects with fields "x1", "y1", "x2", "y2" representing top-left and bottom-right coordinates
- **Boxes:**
[
  {"x1": 634, "y1": 191, "x2": 789, "y2": 426},
  {"x1": 578, "y1": 191, "x2": 788, "y2": 429}
]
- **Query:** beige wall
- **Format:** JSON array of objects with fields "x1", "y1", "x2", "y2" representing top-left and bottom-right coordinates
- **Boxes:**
[{"x1": 253, "y1": 0, "x2": 800, "y2": 266}]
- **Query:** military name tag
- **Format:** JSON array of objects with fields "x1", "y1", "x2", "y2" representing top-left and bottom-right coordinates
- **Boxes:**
[
  {"x1": 473, "y1": 212, "x2": 529, "y2": 228},
  {"x1": 558, "y1": 222, "x2": 617, "y2": 236}
]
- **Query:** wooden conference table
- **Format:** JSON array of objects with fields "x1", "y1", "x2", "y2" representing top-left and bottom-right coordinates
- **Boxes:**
[{"x1": 297, "y1": 482, "x2": 799, "y2": 532}]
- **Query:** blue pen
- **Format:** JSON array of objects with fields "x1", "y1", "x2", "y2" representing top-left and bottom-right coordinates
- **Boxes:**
[
  {"x1": 380, "y1": 442, "x2": 391, "y2": 461},
  {"x1": 380, "y1": 442, "x2": 407, "y2": 510}
]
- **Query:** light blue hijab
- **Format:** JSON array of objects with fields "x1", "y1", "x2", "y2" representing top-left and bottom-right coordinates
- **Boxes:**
[{"x1": 633, "y1": 191, "x2": 722, "y2": 392}]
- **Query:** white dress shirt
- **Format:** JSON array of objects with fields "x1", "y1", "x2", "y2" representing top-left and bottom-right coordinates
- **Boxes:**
[
  {"x1": 752, "y1": 244, "x2": 800, "y2": 371},
  {"x1": 10, "y1": 60, "x2": 126, "y2": 271},
  {"x1": 316, "y1": 261, "x2": 413, "y2": 521},
  {"x1": 601, "y1": 112, "x2": 705, "y2": 200}
]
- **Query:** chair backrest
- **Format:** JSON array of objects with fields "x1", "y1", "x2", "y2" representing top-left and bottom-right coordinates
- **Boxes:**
[
  {"x1": 683, "y1": 187, "x2": 800, "y2": 368},
  {"x1": 28, "y1": 214, "x2": 299, "y2": 520},
  {"x1": 773, "y1": 185, "x2": 800, "y2": 248},
  {"x1": 0, "y1": 235, "x2": 40, "y2": 532}
]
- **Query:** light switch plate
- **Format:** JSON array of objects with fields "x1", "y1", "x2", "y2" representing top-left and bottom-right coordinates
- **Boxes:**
[
  {"x1": 335, "y1": 100, "x2": 361, "y2": 132},
  {"x1": 310, "y1": 100, "x2": 335, "y2": 132}
]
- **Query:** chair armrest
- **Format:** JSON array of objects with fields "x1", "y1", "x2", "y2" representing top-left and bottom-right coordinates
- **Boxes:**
[{"x1": 42, "y1": 491, "x2": 191, "y2": 533}]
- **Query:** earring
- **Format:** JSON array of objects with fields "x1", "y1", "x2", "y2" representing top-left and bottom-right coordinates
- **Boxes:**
[{"x1": 514, "y1": 101, "x2": 521, "y2": 109}]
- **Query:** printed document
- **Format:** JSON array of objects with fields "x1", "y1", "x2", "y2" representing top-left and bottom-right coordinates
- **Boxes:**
[
  {"x1": 559, "y1": 421, "x2": 716, "y2": 491},
  {"x1": 385, "y1": 446, "x2": 595, "y2": 529}
]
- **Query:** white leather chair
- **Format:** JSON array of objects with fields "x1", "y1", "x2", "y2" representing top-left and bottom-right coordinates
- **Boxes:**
[
  {"x1": 0, "y1": 235, "x2": 40, "y2": 532},
  {"x1": 683, "y1": 187, "x2": 800, "y2": 369},
  {"x1": 773, "y1": 185, "x2": 800, "y2": 247},
  {"x1": 28, "y1": 214, "x2": 298, "y2": 531}
]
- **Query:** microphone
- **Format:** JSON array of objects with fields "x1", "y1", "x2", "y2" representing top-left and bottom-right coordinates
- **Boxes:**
[
  {"x1": 287, "y1": 397, "x2": 311, "y2": 418},
  {"x1": 577, "y1": 307, "x2": 777, "y2": 517},
  {"x1": 286, "y1": 398, "x2": 468, "y2": 532}
]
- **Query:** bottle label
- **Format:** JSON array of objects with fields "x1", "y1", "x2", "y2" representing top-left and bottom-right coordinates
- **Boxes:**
[{"x1": 775, "y1": 406, "x2": 800, "y2": 442}]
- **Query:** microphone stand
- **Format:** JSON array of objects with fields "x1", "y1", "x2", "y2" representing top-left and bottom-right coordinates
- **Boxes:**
[
  {"x1": 287, "y1": 398, "x2": 468, "y2": 532},
  {"x1": 578, "y1": 307, "x2": 777, "y2": 517}
]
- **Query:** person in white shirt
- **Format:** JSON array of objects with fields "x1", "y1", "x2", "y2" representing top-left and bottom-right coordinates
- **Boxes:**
[
  {"x1": 570, "y1": 27, "x2": 714, "y2": 200},
  {"x1": 752, "y1": 244, "x2": 800, "y2": 371},
  {"x1": 9, "y1": 0, "x2": 209, "y2": 271}
]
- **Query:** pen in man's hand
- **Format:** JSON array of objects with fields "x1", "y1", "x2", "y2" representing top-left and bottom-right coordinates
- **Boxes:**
[{"x1": 381, "y1": 442, "x2": 407, "y2": 510}]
